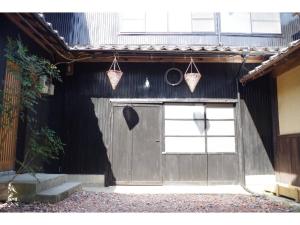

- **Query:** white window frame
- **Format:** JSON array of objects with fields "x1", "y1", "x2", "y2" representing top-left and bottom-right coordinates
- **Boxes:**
[
  {"x1": 163, "y1": 103, "x2": 236, "y2": 154},
  {"x1": 250, "y1": 13, "x2": 281, "y2": 34},
  {"x1": 205, "y1": 104, "x2": 236, "y2": 153},
  {"x1": 119, "y1": 12, "x2": 215, "y2": 33},
  {"x1": 220, "y1": 12, "x2": 282, "y2": 34},
  {"x1": 191, "y1": 12, "x2": 216, "y2": 33},
  {"x1": 119, "y1": 13, "x2": 146, "y2": 33}
]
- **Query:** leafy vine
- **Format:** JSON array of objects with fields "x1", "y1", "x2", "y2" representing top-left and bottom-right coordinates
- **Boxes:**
[{"x1": 0, "y1": 37, "x2": 64, "y2": 178}]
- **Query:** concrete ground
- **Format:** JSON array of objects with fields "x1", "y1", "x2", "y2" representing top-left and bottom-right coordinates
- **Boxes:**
[{"x1": 83, "y1": 185, "x2": 251, "y2": 195}]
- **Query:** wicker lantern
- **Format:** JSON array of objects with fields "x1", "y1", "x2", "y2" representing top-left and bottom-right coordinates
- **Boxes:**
[
  {"x1": 184, "y1": 58, "x2": 202, "y2": 93},
  {"x1": 106, "y1": 56, "x2": 123, "y2": 90}
]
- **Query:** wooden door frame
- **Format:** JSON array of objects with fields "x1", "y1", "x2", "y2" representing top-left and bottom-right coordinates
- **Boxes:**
[{"x1": 110, "y1": 102, "x2": 163, "y2": 185}]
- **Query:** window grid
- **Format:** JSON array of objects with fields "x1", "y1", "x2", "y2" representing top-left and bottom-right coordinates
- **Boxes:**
[
  {"x1": 120, "y1": 13, "x2": 281, "y2": 34},
  {"x1": 121, "y1": 12, "x2": 215, "y2": 33},
  {"x1": 164, "y1": 104, "x2": 236, "y2": 153},
  {"x1": 220, "y1": 12, "x2": 281, "y2": 34}
]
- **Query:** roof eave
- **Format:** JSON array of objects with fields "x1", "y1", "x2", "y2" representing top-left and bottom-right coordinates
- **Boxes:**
[{"x1": 240, "y1": 39, "x2": 300, "y2": 84}]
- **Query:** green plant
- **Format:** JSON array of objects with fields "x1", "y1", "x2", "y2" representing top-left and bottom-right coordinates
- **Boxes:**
[{"x1": 0, "y1": 37, "x2": 64, "y2": 178}]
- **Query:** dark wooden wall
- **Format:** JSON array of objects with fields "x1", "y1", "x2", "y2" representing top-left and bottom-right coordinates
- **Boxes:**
[
  {"x1": 70, "y1": 62, "x2": 246, "y2": 98},
  {"x1": 276, "y1": 134, "x2": 300, "y2": 187},
  {"x1": 53, "y1": 61, "x2": 276, "y2": 181},
  {"x1": 239, "y1": 75, "x2": 275, "y2": 177},
  {"x1": 55, "y1": 62, "x2": 245, "y2": 176}
]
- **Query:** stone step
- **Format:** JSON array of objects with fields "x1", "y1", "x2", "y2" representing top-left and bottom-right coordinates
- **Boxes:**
[
  {"x1": 67, "y1": 174, "x2": 105, "y2": 187},
  {"x1": 0, "y1": 173, "x2": 67, "y2": 202},
  {"x1": 36, "y1": 182, "x2": 81, "y2": 203}
]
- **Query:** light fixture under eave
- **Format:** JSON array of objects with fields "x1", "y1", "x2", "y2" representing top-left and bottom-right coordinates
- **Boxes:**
[
  {"x1": 184, "y1": 58, "x2": 202, "y2": 93},
  {"x1": 106, "y1": 56, "x2": 123, "y2": 90}
]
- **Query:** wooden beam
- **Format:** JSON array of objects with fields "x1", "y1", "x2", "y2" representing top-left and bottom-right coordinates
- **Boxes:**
[
  {"x1": 5, "y1": 14, "x2": 53, "y2": 56},
  {"x1": 109, "y1": 98, "x2": 238, "y2": 104},
  {"x1": 4, "y1": 14, "x2": 71, "y2": 61},
  {"x1": 70, "y1": 54, "x2": 265, "y2": 64}
]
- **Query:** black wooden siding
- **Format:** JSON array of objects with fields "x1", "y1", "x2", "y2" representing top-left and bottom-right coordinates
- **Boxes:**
[
  {"x1": 52, "y1": 61, "x2": 275, "y2": 180},
  {"x1": 68, "y1": 62, "x2": 249, "y2": 99},
  {"x1": 44, "y1": 13, "x2": 300, "y2": 47},
  {"x1": 56, "y1": 62, "x2": 244, "y2": 175},
  {"x1": 240, "y1": 75, "x2": 275, "y2": 176}
]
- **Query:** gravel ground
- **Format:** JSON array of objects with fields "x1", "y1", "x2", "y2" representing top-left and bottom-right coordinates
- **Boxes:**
[{"x1": 0, "y1": 191, "x2": 299, "y2": 212}]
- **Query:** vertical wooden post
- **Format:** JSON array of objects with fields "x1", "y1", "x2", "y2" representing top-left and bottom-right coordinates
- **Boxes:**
[
  {"x1": 0, "y1": 62, "x2": 21, "y2": 171},
  {"x1": 236, "y1": 79, "x2": 246, "y2": 186}
]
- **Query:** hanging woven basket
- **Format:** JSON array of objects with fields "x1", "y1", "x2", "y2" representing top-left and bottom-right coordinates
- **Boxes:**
[
  {"x1": 184, "y1": 58, "x2": 202, "y2": 93},
  {"x1": 106, "y1": 56, "x2": 123, "y2": 90}
]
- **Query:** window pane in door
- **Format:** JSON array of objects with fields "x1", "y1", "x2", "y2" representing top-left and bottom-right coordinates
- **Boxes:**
[
  {"x1": 165, "y1": 120, "x2": 205, "y2": 136},
  {"x1": 164, "y1": 105, "x2": 204, "y2": 119},
  {"x1": 207, "y1": 137, "x2": 235, "y2": 153},
  {"x1": 165, "y1": 137, "x2": 205, "y2": 153},
  {"x1": 206, "y1": 106, "x2": 234, "y2": 119},
  {"x1": 220, "y1": 12, "x2": 251, "y2": 33},
  {"x1": 206, "y1": 120, "x2": 235, "y2": 136}
]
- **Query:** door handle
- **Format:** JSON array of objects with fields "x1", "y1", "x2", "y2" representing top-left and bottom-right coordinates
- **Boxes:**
[{"x1": 155, "y1": 140, "x2": 160, "y2": 142}]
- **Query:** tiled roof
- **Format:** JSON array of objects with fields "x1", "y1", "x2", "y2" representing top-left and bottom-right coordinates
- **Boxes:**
[
  {"x1": 69, "y1": 44, "x2": 280, "y2": 55},
  {"x1": 35, "y1": 13, "x2": 69, "y2": 48},
  {"x1": 240, "y1": 38, "x2": 300, "y2": 83}
]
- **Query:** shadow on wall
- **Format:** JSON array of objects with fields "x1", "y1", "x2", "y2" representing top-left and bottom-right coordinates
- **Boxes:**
[
  {"x1": 239, "y1": 75, "x2": 275, "y2": 178},
  {"x1": 123, "y1": 106, "x2": 139, "y2": 130},
  {"x1": 193, "y1": 111, "x2": 208, "y2": 135},
  {"x1": 62, "y1": 96, "x2": 115, "y2": 186}
]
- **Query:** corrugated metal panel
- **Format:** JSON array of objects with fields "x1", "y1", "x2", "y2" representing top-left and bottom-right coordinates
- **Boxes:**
[
  {"x1": 58, "y1": 62, "x2": 247, "y2": 174},
  {"x1": 240, "y1": 75, "x2": 275, "y2": 175},
  {"x1": 66, "y1": 62, "x2": 247, "y2": 99},
  {"x1": 44, "y1": 13, "x2": 300, "y2": 48}
]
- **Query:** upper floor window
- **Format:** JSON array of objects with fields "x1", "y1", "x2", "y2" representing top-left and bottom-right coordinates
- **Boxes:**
[
  {"x1": 120, "y1": 13, "x2": 145, "y2": 32},
  {"x1": 191, "y1": 13, "x2": 215, "y2": 32},
  {"x1": 220, "y1": 12, "x2": 281, "y2": 34},
  {"x1": 120, "y1": 12, "x2": 281, "y2": 34},
  {"x1": 120, "y1": 12, "x2": 215, "y2": 33}
]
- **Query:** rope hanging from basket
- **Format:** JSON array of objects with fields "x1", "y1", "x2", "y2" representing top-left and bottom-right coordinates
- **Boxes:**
[
  {"x1": 109, "y1": 56, "x2": 122, "y2": 72},
  {"x1": 106, "y1": 55, "x2": 123, "y2": 90},
  {"x1": 184, "y1": 58, "x2": 202, "y2": 93},
  {"x1": 184, "y1": 57, "x2": 201, "y2": 75}
]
